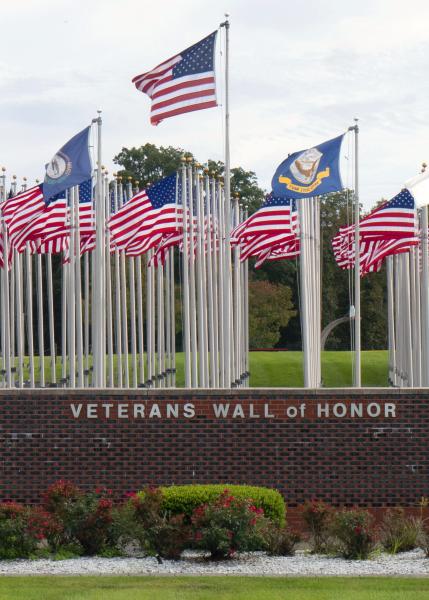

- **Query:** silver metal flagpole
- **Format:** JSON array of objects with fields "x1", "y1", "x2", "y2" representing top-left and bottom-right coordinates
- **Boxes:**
[
  {"x1": 24, "y1": 242, "x2": 35, "y2": 388},
  {"x1": 181, "y1": 161, "x2": 191, "y2": 387},
  {"x1": 205, "y1": 171, "x2": 216, "y2": 387},
  {"x1": 127, "y1": 178, "x2": 138, "y2": 388},
  {"x1": 1, "y1": 168, "x2": 12, "y2": 387},
  {"x1": 349, "y1": 120, "x2": 361, "y2": 387},
  {"x1": 75, "y1": 184, "x2": 84, "y2": 388},
  {"x1": 92, "y1": 113, "x2": 105, "y2": 387},
  {"x1": 36, "y1": 253, "x2": 45, "y2": 387},
  {"x1": 68, "y1": 187, "x2": 76, "y2": 388},
  {"x1": 84, "y1": 250, "x2": 90, "y2": 386},
  {"x1": 11, "y1": 176, "x2": 24, "y2": 388},
  {"x1": 136, "y1": 254, "x2": 145, "y2": 386},
  {"x1": 421, "y1": 199, "x2": 429, "y2": 386},
  {"x1": 212, "y1": 176, "x2": 220, "y2": 387},
  {"x1": 118, "y1": 178, "x2": 129, "y2": 387},
  {"x1": 46, "y1": 253, "x2": 56, "y2": 385},
  {"x1": 105, "y1": 174, "x2": 114, "y2": 387},
  {"x1": 220, "y1": 15, "x2": 232, "y2": 388},
  {"x1": 187, "y1": 161, "x2": 198, "y2": 387},
  {"x1": 112, "y1": 177, "x2": 123, "y2": 387}
]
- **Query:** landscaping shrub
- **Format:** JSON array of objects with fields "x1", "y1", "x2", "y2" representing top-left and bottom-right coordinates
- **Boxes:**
[
  {"x1": 302, "y1": 499, "x2": 333, "y2": 554},
  {"x1": 379, "y1": 508, "x2": 422, "y2": 554},
  {"x1": 191, "y1": 489, "x2": 266, "y2": 559},
  {"x1": 259, "y1": 520, "x2": 300, "y2": 556},
  {"x1": 153, "y1": 484, "x2": 285, "y2": 526},
  {"x1": 0, "y1": 502, "x2": 42, "y2": 559},
  {"x1": 43, "y1": 480, "x2": 115, "y2": 555},
  {"x1": 331, "y1": 508, "x2": 375, "y2": 559},
  {"x1": 129, "y1": 487, "x2": 189, "y2": 561}
]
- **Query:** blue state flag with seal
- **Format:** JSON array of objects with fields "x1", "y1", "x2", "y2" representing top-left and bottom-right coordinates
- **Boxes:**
[
  {"x1": 271, "y1": 134, "x2": 344, "y2": 199},
  {"x1": 43, "y1": 126, "x2": 92, "y2": 204}
]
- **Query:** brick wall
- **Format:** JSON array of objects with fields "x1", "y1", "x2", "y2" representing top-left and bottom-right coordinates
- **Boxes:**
[{"x1": 0, "y1": 388, "x2": 427, "y2": 525}]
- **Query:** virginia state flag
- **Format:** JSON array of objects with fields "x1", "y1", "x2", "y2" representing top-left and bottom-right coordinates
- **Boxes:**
[
  {"x1": 271, "y1": 134, "x2": 344, "y2": 199},
  {"x1": 43, "y1": 126, "x2": 92, "y2": 203}
]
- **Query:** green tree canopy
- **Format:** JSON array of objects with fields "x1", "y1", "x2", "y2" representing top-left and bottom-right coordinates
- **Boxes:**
[
  {"x1": 113, "y1": 144, "x2": 265, "y2": 211},
  {"x1": 248, "y1": 280, "x2": 296, "y2": 348}
]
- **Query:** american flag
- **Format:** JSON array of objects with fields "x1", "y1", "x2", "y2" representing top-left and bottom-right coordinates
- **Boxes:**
[
  {"x1": 109, "y1": 174, "x2": 181, "y2": 253},
  {"x1": 231, "y1": 195, "x2": 297, "y2": 244},
  {"x1": 254, "y1": 238, "x2": 300, "y2": 269},
  {"x1": 132, "y1": 31, "x2": 217, "y2": 125},
  {"x1": 332, "y1": 195, "x2": 419, "y2": 277},
  {"x1": 359, "y1": 189, "x2": 417, "y2": 239}
]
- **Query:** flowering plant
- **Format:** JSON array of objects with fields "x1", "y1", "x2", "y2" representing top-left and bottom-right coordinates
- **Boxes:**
[
  {"x1": 301, "y1": 499, "x2": 333, "y2": 553},
  {"x1": 331, "y1": 508, "x2": 375, "y2": 559},
  {"x1": 130, "y1": 487, "x2": 189, "y2": 561},
  {"x1": 0, "y1": 502, "x2": 45, "y2": 558},
  {"x1": 191, "y1": 490, "x2": 265, "y2": 559},
  {"x1": 43, "y1": 480, "x2": 114, "y2": 555}
]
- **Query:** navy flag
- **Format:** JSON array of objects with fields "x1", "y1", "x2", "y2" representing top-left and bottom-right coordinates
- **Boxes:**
[
  {"x1": 271, "y1": 134, "x2": 344, "y2": 199},
  {"x1": 43, "y1": 126, "x2": 92, "y2": 203}
]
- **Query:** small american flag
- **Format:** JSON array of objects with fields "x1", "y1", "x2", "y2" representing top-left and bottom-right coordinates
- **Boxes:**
[
  {"x1": 332, "y1": 189, "x2": 419, "y2": 276},
  {"x1": 231, "y1": 195, "x2": 297, "y2": 244},
  {"x1": 109, "y1": 174, "x2": 181, "y2": 253},
  {"x1": 132, "y1": 31, "x2": 218, "y2": 125},
  {"x1": 359, "y1": 189, "x2": 417, "y2": 239}
]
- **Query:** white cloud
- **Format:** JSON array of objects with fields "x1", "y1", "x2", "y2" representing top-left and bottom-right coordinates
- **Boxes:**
[{"x1": 0, "y1": 0, "x2": 428, "y2": 208}]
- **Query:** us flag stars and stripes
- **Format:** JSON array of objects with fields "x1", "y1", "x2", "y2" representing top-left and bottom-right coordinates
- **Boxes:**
[
  {"x1": 109, "y1": 174, "x2": 182, "y2": 254},
  {"x1": 332, "y1": 189, "x2": 418, "y2": 276},
  {"x1": 132, "y1": 31, "x2": 218, "y2": 125}
]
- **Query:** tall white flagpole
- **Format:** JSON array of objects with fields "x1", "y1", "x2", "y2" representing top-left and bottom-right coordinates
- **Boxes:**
[
  {"x1": 25, "y1": 242, "x2": 35, "y2": 388},
  {"x1": 421, "y1": 200, "x2": 429, "y2": 386},
  {"x1": 105, "y1": 173, "x2": 114, "y2": 387},
  {"x1": 75, "y1": 184, "x2": 84, "y2": 388},
  {"x1": 1, "y1": 168, "x2": 12, "y2": 387},
  {"x1": 46, "y1": 253, "x2": 56, "y2": 386},
  {"x1": 181, "y1": 161, "x2": 191, "y2": 387},
  {"x1": 349, "y1": 120, "x2": 361, "y2": 387},
  {"x1": 220, "y1": 15, "x2": 232, "y2": 387},
  {"x1": 112, "y1": 177, "x2": 123, "y2": 387},
  {"x1": 92, "y1": 112, "x2": 105, "y2": 387}
]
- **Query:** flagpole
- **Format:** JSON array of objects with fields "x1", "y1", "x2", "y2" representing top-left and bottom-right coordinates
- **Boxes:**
[
  {"x1": 220, "y1": 14, "x2": 232, "y2": 387},
  {"x1": 104, "y1": 174, "x2": 114, "y2": 387},
  {"x1": 421, "y1": 198, "x2": 429, "y2": 386},
  {"x1": 349, "y1": 120, "x2": 361, "y2": 387},
  {"x1": 92, "y1": 112, "x2": 105, "y2": 387},
  {"x1": 46, "y1": 253, "x2": 56, "y2": 385},
  {"x1": 76, "y1": 184, "x2": 84, "y2": 388},
  {"x1": 1, "y1": 168, "x2": 12, "y2": 387},
  {"x1": 112, "y1": 177, "x2": 123, "y2": 387}
]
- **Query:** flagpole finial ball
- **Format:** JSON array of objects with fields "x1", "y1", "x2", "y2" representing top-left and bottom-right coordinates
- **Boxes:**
[
  {"x1": 234, "y1": 192, "x2": 240, "y2": 198},
  {"x1": 180, "y1": 156, "x2": 187, "y2": 162},
  {"x1": 135, "y1": 180, "x2": 139, "y2": 186},
  {"x1": 23, "y1": 177, "x2": 27, "y2": 181},
  {"x1": 422, "y1": 162, "x2": 427, "y2": 173},
  {"x1": 128, "y1": 176, "x2": 133, "y2": 181},
  {"x1": 186, "y1": 156, "x2": 193, "y2": 163},
  {"x1": 118, "y1": 176, "x2": 122, "y2": 182},
  {"x1": 12, "y1": 175, "x2": 16, "y2": 180},
  {"x1": 203, "y1": 168, "x2": 209, "y2": 174},
  {"x1": 36, "y1": 179, "x2": 39, "y2": 184},
  {"x1": 1, "y1": 167, "x2": 5, "y2": 172}
]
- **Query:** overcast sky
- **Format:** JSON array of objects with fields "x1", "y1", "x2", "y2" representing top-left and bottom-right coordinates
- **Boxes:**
[{"x1": 1, "y1": 0, "x2": 428, "y2": 209}]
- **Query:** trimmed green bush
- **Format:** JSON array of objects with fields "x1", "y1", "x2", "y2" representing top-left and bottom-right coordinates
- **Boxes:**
[{"x1": 139, "y1": 485, "x2": 286, "y2": 526}]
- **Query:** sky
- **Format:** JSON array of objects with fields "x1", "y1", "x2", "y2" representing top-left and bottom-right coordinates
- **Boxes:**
[{"x1": 1, "y1": 0, "x2": 428, "y2": 209}]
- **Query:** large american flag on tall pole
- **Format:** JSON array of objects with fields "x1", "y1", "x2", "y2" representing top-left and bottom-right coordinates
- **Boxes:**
[{"x1": 132, "y1": 31, "x2": 218, "y2": 125}]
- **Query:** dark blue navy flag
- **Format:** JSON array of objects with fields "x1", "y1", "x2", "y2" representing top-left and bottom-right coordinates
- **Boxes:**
[
  {"x1": 271, "y1": 135, "x2": 344, "y2": 199},
  {"x1": 43, "y1": 126, "x2": 92, "y2": 203}
]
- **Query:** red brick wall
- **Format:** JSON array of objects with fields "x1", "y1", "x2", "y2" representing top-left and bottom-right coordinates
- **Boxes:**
[{"x1": 0, "y1": 388, "x2": 427, "y2": 521}]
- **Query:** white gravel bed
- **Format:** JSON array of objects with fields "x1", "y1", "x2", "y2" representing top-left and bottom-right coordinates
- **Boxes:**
[{"x1": 1, "y1": 549, "x2": 429, "y2": 577}]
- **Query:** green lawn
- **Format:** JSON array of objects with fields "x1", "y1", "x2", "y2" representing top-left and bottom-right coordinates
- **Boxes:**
[
  {"x1": 10, "y1": 350, "x2": 389, "y2": 388},
  {"x1": 0, "y1": 576, "x2": 427, "y2": 600}
]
